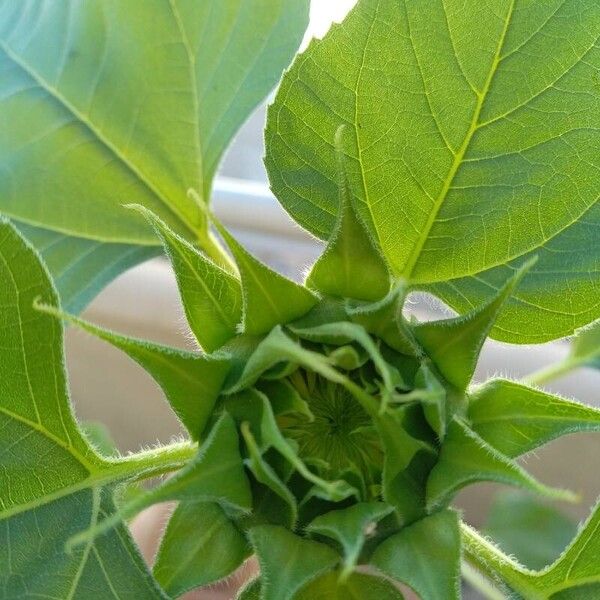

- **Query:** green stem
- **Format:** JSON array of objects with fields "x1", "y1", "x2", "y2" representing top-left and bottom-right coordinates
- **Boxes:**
[
  {"x1": 460, "y1": 522, "x2": 542, "y2": 600},
  {"x1": 523, "y1": 358, "x2": 580, "y2": 386},
  {"x1": 461, "y1": 561, "x2": 506, "y2": 600},
  {"x1": 108, "y1": 440, "x2": 197, "y2": 481}
]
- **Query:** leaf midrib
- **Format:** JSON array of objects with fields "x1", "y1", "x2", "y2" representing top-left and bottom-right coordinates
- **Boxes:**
[
  {"x1": 401, "y1": 0, "x2": 517, "y2": 279},
  {"x1": 0, "y1": 40, "x2": 199, "y2": 242}
]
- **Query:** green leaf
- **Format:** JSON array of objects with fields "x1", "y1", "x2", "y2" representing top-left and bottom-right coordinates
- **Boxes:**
[
  {"x1": 462, "y1": 497, "x2": 600, "y2": 599},
  {"x1": 266, "y1": 0, "x2": 600, "y2": 340},
  {"x1": 240, "y1": 420, "x2": 298, "y2": 528},
  {"x1": 469, "y1": 379, "x2": 600, "y2": 457},
  {"x1": 413, "y1": 261, "x2": 531, "y2": 391},
  {"x1": 0, "y1": 218, "x2": 192, "y2": 597},
  {"x1": 371, "y1": 510, "x2": 461, "y2": 600},
  {"x1": 378, "y1": 407, "x2": 436, "y2": 523},
  {"x1": 70, "y1": 413, "x2": 252, "y2": 547},
  {"x1": 296, "y1": 571, "x2": 405, "y2": 600},
  {"x1": 130, "y1": 205, "x2": 242, "y2": 352},
  {"x1": 347, "y1": 286, "x2": 417, "y2": 356},
  {"x1": 154, "y1": 501, "x2": 249, "y2": 597},
  {"x1": 306, "y1": 502, "x2": 393, "y2": 577},
  {"x1": 306, "y1": 126, "x2": 390, "y2": 302},
  {"x1": 0, "y1": 0, "x2": 309, "y2": 244},
  {"x1": 249, "y1": 525, "x2": 339, "y2": 600},
  {"x1": 36, "y1": 304, "x2": 230, "y2": 441},
  {"x1": 429, "y1": 207, "x2": 600, "y2": 344},
  {"x1": 214, "y1": 221, "x2": 318, "y2": 335},
  {"x1": 484, "y1": 491, "x2": 577, "y2": 571},
  {"x1": 16, "y1": 220, "x2": 159, "y2": 314},
  {"x1": 426, "y1": 418, "x2": 576, "y2": 511},
  {"x1": 258, "y1": 379, "x2": 314, "y2": 421}
]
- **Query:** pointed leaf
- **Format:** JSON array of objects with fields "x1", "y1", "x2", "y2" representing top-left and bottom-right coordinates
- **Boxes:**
[
  {"x1": 371, "y1": 510, "x2": 461, "y2": 600},
  {"x1": 258, "y1": 379, "x2": 314, "y2": 421},
  {"x1": 348, "y1": 286, "x2": 417, "y2": 356},
  {"x1": 249, "y1": 525, "x2": 339, "y2": 600},
  {"x1": 241, "y1": 421, "x2": 297, "y2": 528},
  {"x1": 462, "y1": 497, "x2": 600, "y2": 598},
  {"x1": 297, "y1": 571, "x2": 405, "y2": 600},
  {"x1": 214, "y1": 221, "x2": 317, "y2": 335},
  {"x1": 130, "y1": 205, "x2": 242, "y2": 351},
  {"x1": 427, "y1": 418, "x2": 575, "y2": 511},
  {"x1": 378, "y1": 407, "x2": 437, "y2": 524},
  {"x1": 0, "y1": 218, "x2": 182, "y2": 597},
  {"x1": 469, "y1": 379, "x2": 600, "y2": 457},
  {"x1": 306, "y1": 127, "x2": 390, "y2": 302},
  {"x1": 0, "y1": 0, "x2": 310, "y2": 243},
  {"x1": 35, "y1": 304, "x2": 230, "y2": 441},
  {"x1": 154, "y1": 501, "x2": 249, "y2": 598},
  {"x1": 70, "y1": 413, "x2": 252, "y2": 548},
  {"x1": 307, "y1": 502, "x2": 393, "y2": 576},
  {"x1": 413, "y1": 262, "x2": 532, "y2": 390}
]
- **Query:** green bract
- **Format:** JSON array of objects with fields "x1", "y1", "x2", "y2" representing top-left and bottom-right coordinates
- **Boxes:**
[{"x1": 1, "y1": 1, "x2": 600, "y2": 599}]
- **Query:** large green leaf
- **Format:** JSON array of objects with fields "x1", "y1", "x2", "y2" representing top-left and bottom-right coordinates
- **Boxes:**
[
  {"x1": 0, "y1": 218, "x2": 192, "y2": 597},
  {"x1": 0, "y1": 0, "x2": 309, "y2": 245},
  {"x1": 462, "y1": 497, "x2": 600, "y2": 598},
  {"x1": 16, "y1": 220, "x2": 159, "y2": 314},
  {"x1": 266, "y1": 0, "x2": 600, "y2": 342}
]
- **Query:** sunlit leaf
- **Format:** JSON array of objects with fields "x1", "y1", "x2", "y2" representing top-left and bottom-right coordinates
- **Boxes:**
[{"x1": 266, "y1": 0, "x2": 600, "y2": 343}]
